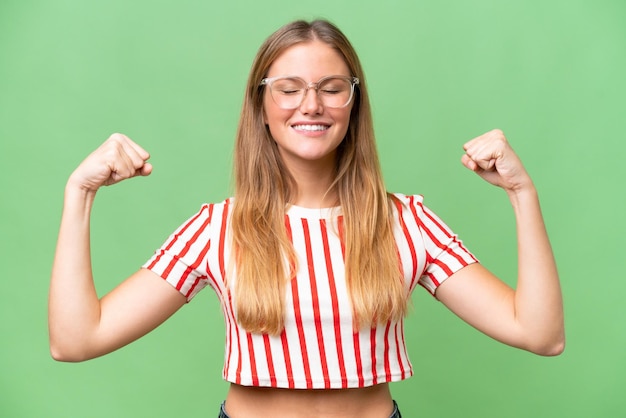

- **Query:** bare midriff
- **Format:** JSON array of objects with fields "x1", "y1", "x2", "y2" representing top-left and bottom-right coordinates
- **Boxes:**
[{"x1": 224, "y1": 382, "x2": 394, "y2": 418}]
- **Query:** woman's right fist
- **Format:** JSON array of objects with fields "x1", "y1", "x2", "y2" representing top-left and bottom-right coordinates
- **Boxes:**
[{"x1": 68, "y1": 133, "x2": 152, "y2": 192}]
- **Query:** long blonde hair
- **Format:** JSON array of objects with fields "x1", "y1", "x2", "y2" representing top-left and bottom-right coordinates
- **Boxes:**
[{"x1": 231, "y1": 19, "x2": 407, "y2": 335}]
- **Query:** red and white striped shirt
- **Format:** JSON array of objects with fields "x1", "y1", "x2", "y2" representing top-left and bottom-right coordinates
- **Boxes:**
[{"x1": 143, "y1": 193, "x2": 477, "y2": 389}]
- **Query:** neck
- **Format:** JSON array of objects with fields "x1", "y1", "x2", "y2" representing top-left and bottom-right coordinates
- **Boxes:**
[{"x1": 285, "y1": 159, "x2": 338, "y2": 209}]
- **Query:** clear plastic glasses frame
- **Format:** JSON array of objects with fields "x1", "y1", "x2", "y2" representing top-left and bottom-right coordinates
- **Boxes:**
[{"x1": 260, "y1": 75, "x2": 360, "y2": 109}]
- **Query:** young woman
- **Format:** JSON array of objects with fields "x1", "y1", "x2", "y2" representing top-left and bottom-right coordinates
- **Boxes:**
[{"x1": 49, "y1": 19, "x2": 564, "y2": 418}]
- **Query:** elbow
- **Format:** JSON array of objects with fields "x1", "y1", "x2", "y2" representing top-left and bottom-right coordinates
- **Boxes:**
[
  {"x1": 527, "y1": 333, "x2": 566, "y2": 357},
  {"x1": 50, "y1": 348, "x2": 72, "y2": 362},
  {"x1": 532, "y1": 340, "x2": 565, "y2": 357},
  {"x1": 549, "y1": 334, "x2": 567, "y2": 356},
  {"x1": 49, "y1": 336, "x2": 93, "y2": 363},
  {"x1": 49, "y1": 343, "x2": 85, "y2": 363}
]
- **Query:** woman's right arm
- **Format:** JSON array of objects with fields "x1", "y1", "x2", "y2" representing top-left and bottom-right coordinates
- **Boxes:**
[{"x1": 48, "y1": 134, "x2": 186, "y2": 362}]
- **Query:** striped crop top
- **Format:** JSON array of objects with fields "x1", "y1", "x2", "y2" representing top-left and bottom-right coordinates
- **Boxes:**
[{"x1": 143, "y1": 193, "x2": 477, "y2": 389}]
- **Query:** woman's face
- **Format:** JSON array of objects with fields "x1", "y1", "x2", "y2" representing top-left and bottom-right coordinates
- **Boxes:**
[{"x1": 263, "y1": 40, "x2": 353, "y2": 173}]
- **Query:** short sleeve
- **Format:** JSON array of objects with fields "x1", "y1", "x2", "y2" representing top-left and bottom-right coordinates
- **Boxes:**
[
  {"x1": 142, "y1": 203, "x2": 216, "y2": 301},
  {"x1": 394, "y1": 194, "x2": 478, "y2": 295},
  {"x1": 416, "y1": 197, "x2": 478, "y2": 294}
]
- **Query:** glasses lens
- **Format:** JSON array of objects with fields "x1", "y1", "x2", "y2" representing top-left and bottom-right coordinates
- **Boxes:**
[
  {"x1": 318, "y1": 77, "x2": 353, "y2": 108},
  {"x1": 270, "y1": 78, "x2": 306, "y2": 109},
  {"x1": 269, "y1": 77, "x2": 354, "y2": 109}
]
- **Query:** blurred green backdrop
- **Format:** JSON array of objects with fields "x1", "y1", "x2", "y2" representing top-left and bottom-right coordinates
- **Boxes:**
[{"x1": 1, "y1": 0, "x2": 624, "y2": 417}]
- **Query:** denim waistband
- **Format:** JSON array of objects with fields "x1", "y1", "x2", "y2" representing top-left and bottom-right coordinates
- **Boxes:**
[{"x1": 218, "y1": 400, "x2": 401, "y2": 417}]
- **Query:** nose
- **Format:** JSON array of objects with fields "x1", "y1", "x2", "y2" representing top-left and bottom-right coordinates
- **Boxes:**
[{"x1": 299, "y1": 86, "x2": 324, "y2": 114}]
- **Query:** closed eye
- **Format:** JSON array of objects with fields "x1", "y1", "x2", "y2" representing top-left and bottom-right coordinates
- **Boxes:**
[{"x1": 278, "y1": 89, "x2": 302, "y2": 95}]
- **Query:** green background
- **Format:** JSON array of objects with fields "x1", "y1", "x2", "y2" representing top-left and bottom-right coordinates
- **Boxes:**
[{"x1": 1, "y1": 0, "x2": 624, "y2": 417}]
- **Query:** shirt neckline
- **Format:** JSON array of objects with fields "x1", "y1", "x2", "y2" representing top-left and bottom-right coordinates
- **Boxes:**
[{"x1": 286, "y1": 204, "x2": 342, "y2": 219}]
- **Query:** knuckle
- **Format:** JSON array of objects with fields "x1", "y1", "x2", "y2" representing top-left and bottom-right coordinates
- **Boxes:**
[
  {"x1": 108, "y1": 133, "x2": 127, "y2": 144},
  {"x1": 115, "y1": 167, "x2": 132, "y2": 179},
  {"x1": 492, "y1": 129, "x2": 507, "y2": 142}
]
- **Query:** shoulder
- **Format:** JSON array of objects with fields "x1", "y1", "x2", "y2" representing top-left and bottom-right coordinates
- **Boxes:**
[
  {"x1": 196, "y1": 197, "x2": 234, "y2": 216},
  {"x1": 168, "y1": 197, "x2": 234, "y2": 234},
  {"x1": 388, "y1": 192, "x2": 458, "y2": 236},
  {"x1": 388, "y1": 192, "x2": 427, "y2": 215},
  {"x1": 389, "y1": 192, "x2": 424, "y2": 205}
]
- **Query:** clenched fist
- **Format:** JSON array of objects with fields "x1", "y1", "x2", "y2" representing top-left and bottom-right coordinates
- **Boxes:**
[
  {"x1": 461, "y1": 129, "x2": 533, "y2": 194},
  {"x1": 68, "y1": 133, "x2": 152, "y2": 192}
]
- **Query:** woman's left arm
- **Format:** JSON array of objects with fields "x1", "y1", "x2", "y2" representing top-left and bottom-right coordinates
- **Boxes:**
[{"x1": 435, "y1": 129, "x2": 565, "y2": 356}]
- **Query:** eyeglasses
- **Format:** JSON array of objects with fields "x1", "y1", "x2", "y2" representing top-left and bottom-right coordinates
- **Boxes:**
[{"x1": 260, "y1": 75, "x2": 359, "y2": 109}]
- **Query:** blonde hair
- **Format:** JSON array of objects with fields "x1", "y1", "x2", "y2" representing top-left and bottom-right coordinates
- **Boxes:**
[{"x1": 231, "y1": 20, "x2": 407, "y2": 335}]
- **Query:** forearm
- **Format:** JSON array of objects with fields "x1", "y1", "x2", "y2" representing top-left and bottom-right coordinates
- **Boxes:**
[
  {"x1": 48, "y1": 183, "x2": 102, "y2": 360},
  {"x1": 508, "y1": 185, "x2": 564, "y2": 354}
]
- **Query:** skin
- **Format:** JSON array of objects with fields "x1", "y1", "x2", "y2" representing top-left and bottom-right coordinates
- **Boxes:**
[
  {"x1": 48, "y1": 40, "x2": 564, "y2": 418},
  {"x1": 263, "y1": 41, "x2": 353, "y2": 208}
]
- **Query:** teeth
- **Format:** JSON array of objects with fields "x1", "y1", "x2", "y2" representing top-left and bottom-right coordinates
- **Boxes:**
[{"x1": 293, "y1": 124, "x2": 329, "y2": 131}]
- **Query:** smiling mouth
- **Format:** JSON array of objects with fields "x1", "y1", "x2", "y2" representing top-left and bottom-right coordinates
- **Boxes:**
[{"x1": 292, "y1": 124, "x2": 330, "y2": 132}]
